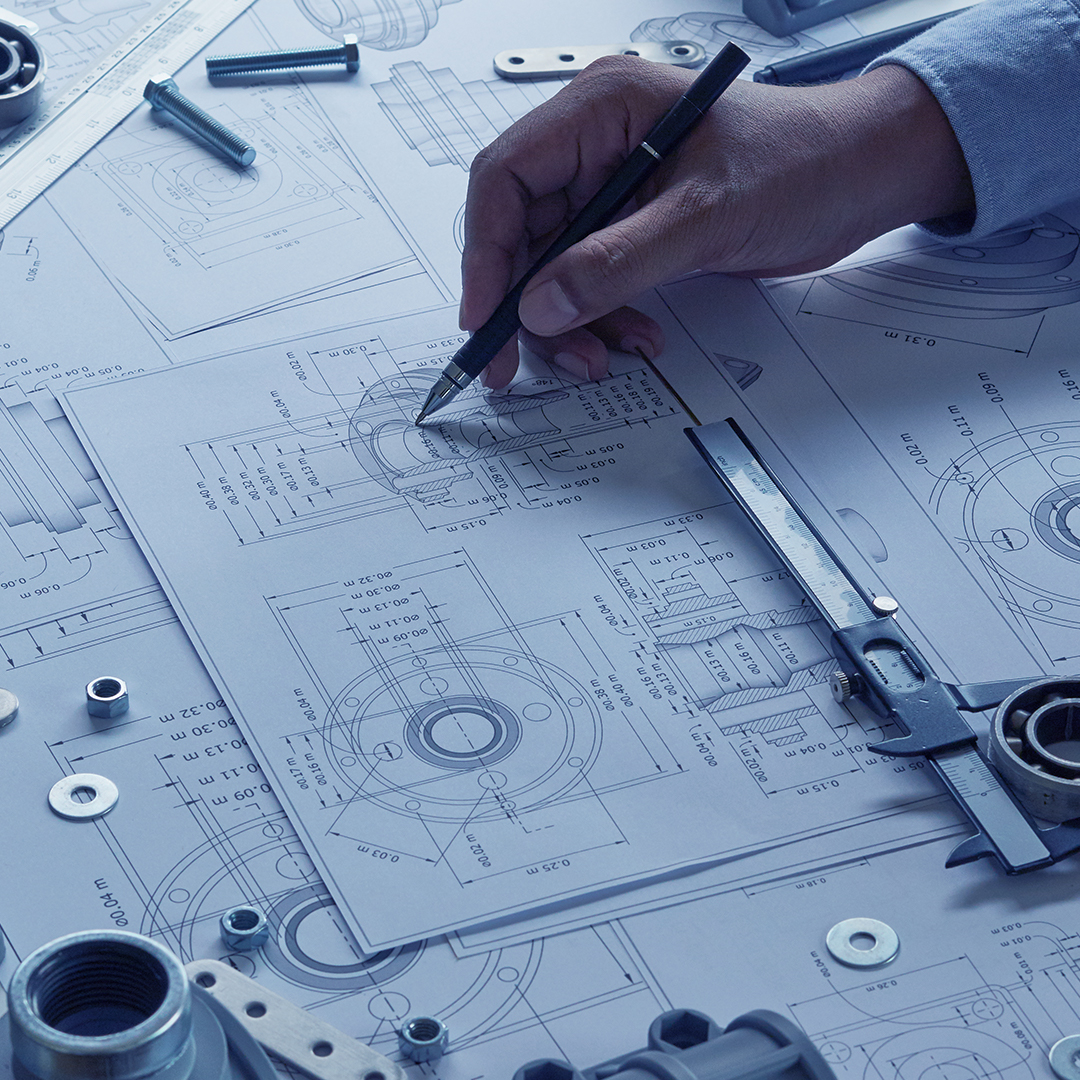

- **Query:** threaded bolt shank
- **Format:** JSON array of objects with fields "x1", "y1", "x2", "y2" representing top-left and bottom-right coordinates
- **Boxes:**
[
  {"x1": 206, "y1": 33, "x2": 359, "y2": 78},
  {"x1": 143, "y1": 73, "x2": 255, "y2": 167}
]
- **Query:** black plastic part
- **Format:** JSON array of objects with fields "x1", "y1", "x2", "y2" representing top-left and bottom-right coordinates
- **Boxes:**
[{"x1": 513, "y1": 1010, "x2": 836, "y2": 1080}]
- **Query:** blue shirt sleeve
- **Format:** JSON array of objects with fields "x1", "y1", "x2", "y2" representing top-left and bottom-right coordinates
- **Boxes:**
[{"x1": 866, "y1": 0, "x2": 1080, "y2": 237}]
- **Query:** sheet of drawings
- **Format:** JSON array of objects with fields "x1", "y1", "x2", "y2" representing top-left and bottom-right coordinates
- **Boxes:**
[
  {"x1": 617, "y1": 834, "x2": 1080, "y2": 1080},
  {"x1": 60, "y1": 302, "x2": 967, "y2": 952},
  {"x1": 4, "y1": 0, "x2": 1078, "y2": 1076}
]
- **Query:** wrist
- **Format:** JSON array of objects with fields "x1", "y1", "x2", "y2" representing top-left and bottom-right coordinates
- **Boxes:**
[{"x1": 833, "y1": 63, "x2": 974, "y2": 235}]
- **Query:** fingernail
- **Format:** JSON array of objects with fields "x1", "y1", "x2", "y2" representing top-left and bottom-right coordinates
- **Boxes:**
[
  {"x1": 620, "y1": 334, "x2": 657, "y2": 360},
  {"x1": 554, "y1": 352, "x2": 591, "y2": 380},
  {"x1": 521, "y1": 280, "x2": 580, "y2": 335}
]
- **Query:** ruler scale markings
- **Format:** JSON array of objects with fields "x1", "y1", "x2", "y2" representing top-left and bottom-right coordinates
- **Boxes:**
[{"x1": 0, "y1": 0, "x2": 257, "y2": 228}]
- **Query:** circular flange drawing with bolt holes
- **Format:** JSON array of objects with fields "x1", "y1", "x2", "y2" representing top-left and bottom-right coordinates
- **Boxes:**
[
  {"x1": 323, "y1": 645, "x2": 601, "y2": 823},
  {"x1": 139, "y1": 815, "x2": 543, "y2": 1045},
  {"x1": 930, "y1": 420, "x2": 1080, "y2": 627}
]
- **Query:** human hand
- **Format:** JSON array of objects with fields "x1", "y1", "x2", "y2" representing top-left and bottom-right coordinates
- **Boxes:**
[{"x1": 460, "y1": 55, "x2": 973, "y2": 387}]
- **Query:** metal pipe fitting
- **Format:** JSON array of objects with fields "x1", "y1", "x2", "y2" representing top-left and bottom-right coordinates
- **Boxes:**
[
  {"x1": 143, "y1": 73, "x2": 255, "y2": 167},
  {"x1": 206, "y1": 33, "x2": 359, "y2": 78},
  {"x1": 0, "y1": 930, "x2": 275, "y2": 1080},
  {"x1": 6, "y1": 931, "x2": 193, "y2": 1080}
]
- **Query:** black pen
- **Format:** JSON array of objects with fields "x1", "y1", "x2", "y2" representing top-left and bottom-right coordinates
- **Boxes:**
[
  {"x1": 753, "y1": 9, "x2": 969, "y2": 86},
  {"x1": 414, "y1": 41, "x2": 750, "y2": 425}
]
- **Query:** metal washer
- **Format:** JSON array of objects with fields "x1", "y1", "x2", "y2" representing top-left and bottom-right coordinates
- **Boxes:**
[
  {"x1": 826, "y1": 918, "x2": 899, "y2": 968},
  {"x1": 48, "y1": 773, "x2": 119, "y2": 820},
  {"x1": 1050, "y1": 1035, "x2": 1080, "y2": 1080}
]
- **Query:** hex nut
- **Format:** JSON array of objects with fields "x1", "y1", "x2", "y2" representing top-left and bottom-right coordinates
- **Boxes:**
[
  {"x1": 398, "y1": 1015, "x2": 449, "y2": 1062},
  {"x1": 219, "y1": 906, "x2": 269, "y2": 951},
  {"x1": 86, "y1": 677, "x2": 129, "y2": 718}
]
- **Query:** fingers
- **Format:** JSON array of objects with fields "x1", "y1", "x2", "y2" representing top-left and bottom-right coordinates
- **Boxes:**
[{"x1": 516, "y1": 182, "x2": 728, "y2": 336}]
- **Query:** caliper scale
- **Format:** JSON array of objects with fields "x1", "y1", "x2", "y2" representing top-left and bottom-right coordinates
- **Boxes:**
[{"x1": 688, "y1": 418, "x2": 1080, "y2": 874}]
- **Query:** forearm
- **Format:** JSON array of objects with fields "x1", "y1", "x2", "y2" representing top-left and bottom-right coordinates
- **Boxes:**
[{"x1": 868, "y1": 0, "x2": 1080, "y2": 237}]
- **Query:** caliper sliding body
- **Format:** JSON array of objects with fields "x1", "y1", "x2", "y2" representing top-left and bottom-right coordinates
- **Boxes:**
[{"x1": 687, "y1": 419, "x2": 1080, "y2": 875}]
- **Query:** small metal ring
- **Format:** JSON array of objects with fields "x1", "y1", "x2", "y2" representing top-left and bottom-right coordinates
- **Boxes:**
[
  {"x1": 826, "y1": 917, "x2": 899, "y2": 968},
  {"x1": 48, "y1": 773, "x2": 119, "y2": 820},
  {"x1": 1050, "y1": 1035, "x2": 1080, "y2": 1080}
]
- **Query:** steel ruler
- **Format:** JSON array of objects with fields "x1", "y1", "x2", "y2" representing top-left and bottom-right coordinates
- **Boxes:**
[{"x1": 0, "y1": 0, "x2": 258, "y2": 229}]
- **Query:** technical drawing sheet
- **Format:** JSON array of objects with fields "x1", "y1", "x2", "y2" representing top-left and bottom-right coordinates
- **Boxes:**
[{"x1": 61, "y1": 303, "x2": 968, "y2": 949}]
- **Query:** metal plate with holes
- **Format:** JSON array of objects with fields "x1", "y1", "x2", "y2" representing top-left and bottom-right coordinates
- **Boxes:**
[
  {"x1": 493, "y1": 40, "x2": 705, "y2": 80},
  {"x1": 48, "y1": 773, "x2": 119, "y2": 820},
  {"x1": 826, "y1": 918, "x2": 899, "y2": 968},
  {"x1": 186, "y1": 959, "x2": 407, "y2": 1080}
]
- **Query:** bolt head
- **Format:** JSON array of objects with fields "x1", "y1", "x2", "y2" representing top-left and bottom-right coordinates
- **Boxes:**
[
  {"x1": 219, "y1": 906, "x2": 269, "y2": 951},
  {"x1": 143, "y1": 73, "x2": 177, "y2": 107},
  {"x1": 342, "y1": 34, "x2": 360, "y2": 72},
  {"x1": 86, "y1": 677, "x2": 129, "y2": 719}
]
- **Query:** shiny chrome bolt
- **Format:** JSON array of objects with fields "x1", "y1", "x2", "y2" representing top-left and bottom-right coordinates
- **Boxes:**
[
  {"x1": 206, "y1": 33, "x2": 359, "y2": 78},
  {"x1": 143, "y1": 73, "x2": 255, "y2": 167}
]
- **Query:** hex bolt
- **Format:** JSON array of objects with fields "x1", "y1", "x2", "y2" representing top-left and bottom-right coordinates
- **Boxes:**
[
  {"x1": 86, "y1": 676, "x2": 129, "y2": 719},
  {"x1": 219, "y1": 905, "x2": 269, "y2": 950},
  {"x1": 143, "y1": 73, "x2": 255, "y2": 167},
  {"x1": 206, "y1": 33, "x2": 359, "y2": 78},
  {"x1": 398, "y1": 1015, "x2": 449, "y2": 1062}
]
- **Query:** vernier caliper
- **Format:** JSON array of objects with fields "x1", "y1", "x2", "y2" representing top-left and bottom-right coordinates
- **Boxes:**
[{"x1": 688, "y1": 418, "x2": 1080, "y2": 874}]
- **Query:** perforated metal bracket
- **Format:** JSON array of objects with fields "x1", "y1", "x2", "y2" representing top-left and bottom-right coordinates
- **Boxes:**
[
  {"x1": 186, "y1": 959, "x2": 408, "y2": 1080},
  {"x1": 494, "y1": 40, "x2": 705, "y2": 80}
]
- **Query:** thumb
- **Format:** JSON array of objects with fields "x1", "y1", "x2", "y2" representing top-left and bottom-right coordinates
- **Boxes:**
[{"x1": 517, "y1": 193, "x2": 717, "y2": 335}]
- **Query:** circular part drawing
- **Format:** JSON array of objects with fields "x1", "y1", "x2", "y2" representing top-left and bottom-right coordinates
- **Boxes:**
[
  {"x1": 825, "y1": 917, "x2": 899, "y2": 968},
  {"x1": 145, "y1": 147, "x2": 282, "y2": 222},
  {"x1": 348, "y1": 372, "x2": 567, "y2": 507},
  {"x1": 862, "y1": 1025, "x2": 1032, "y2": 1080},
  {"x1": 930, "y1": 421, "x2": 1080, "y2": 627},
  {"x1": 48, "y1": 772, "x2": 119, "y2": 820},
  {"x1": 825, "y1": 214, "x2": 1080, "y2": 318},
  {"x1": 989, "y1": 677, "x2": 1080, "y2": 822},
  {"x1": 631, "y1": 12, "x2": 823, "y2": 61},
  {"x1": 140, "y1": 817, "x2": 542, "y2": 1048},
  {"x1": 294, "y1": 0, "x2": 462, "y2": 49},
  {"x1": 324, "y1": 645, "x2": 600, "y2": 823},
  {"x1": 261, "y1": 883, "x2": 424, "y2": 992}
]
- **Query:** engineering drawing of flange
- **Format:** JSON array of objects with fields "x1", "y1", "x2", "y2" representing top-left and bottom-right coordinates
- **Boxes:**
[
  {"x1": 0, "y1": 15, "x2": 45, "y2": 126},
  {"x1": 824, "y1": 214, "x2": 1080, "y2": 318},
  {"x1": 323, "y1": 645, "x2": 601, "y2": 823},
  {"x1": 348, "y1": 371, "x2": 567, "y2": 506},
  {"x1": 929, "y1": 421, "x2": 1080, "y2": 628}
]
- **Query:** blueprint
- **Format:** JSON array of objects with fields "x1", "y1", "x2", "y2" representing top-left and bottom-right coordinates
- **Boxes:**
[
  {"x1": 5, "y1": 1, "x2": 1080, "y2": 1079},
  {"x1": 60, "y1": 302, "x2": 969, "y2": 950}
]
